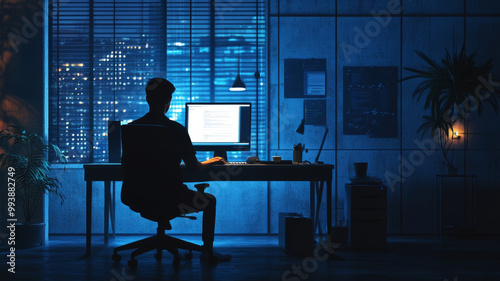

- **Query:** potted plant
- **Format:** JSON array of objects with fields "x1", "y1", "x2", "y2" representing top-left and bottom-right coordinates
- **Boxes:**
[
  {"x1": 402, "y1": 45, "x2": 500, "y2": 174},
  {"x1": 0, "y1": 126, "x2": 66, "y2": 248}
]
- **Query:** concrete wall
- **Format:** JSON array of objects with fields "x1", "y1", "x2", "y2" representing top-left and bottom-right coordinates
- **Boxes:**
[
  {"x1": 269, "y1": 0, "x2": 500, "y2": 235},
  {"x1": 44, "y1": 0, "x2": 500, "y2": 235},
  {"x1": 0, "y1": 0, "x2": 46, "y2": 246}
]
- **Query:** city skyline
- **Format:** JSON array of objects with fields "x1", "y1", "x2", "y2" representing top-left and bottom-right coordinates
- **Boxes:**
[{"x1": 50, "y1": 34, "x2": 266, "y2": 162}]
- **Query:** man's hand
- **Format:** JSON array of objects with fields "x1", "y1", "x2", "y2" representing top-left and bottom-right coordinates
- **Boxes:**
[
  {"x1": 188, "y1": 156, "x2": 226, "y2": 172},
  {"x1": 203, "y1": 157, "x2": 226, "y2": 165}
]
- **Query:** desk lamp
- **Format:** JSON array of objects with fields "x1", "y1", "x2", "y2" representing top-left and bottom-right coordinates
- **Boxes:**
[{"x1": 296, "y1": 118, "x2": 328, "y2": 164}]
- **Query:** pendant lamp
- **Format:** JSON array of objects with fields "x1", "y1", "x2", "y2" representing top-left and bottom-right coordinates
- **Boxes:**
[{"x1": 230, "y1": 53, "x2": 246, "y2": 91}]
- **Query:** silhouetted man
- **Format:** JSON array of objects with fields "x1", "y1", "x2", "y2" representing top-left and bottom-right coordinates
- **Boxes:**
[{"x1": 122, "y1": 77, "x2": 230, "y2": 262}]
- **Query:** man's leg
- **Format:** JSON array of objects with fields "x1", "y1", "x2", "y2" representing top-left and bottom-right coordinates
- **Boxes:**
[
  {"x1": 177, "y1": 189, "x2": 229, "y2": 262},
  {"x1": 178, "y1": 189, "x2": 216, "y2": 251}
]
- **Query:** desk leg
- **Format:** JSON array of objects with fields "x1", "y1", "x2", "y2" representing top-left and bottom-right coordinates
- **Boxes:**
[
  {"x1": 104, "y1": 181, "x2": 110, "y2": 244},
  {"x1": 111, "y1": 181, "x2": 116, "y2": 238},
  {"x1": 86, "y1": 180, "x2": 92, "y2": 256},
  {"x1": 314, "y1": 181, "x2": 324, "y2": 237},
  {"x1": 327, "y1": 179, "x2": 332, "y2": 240},
  {"x1": 310, "y1": 181, "x2": 315, "y2": 227}
]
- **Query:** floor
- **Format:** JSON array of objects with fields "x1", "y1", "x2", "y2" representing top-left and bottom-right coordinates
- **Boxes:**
[{"x1": 1, "y1": 235, "x2": 499, "y2": 281}]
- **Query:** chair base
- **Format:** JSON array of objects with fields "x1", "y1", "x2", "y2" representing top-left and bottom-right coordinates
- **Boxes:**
[{"x1": 112, "y1": 226, "x2": 205, "y2": 268}]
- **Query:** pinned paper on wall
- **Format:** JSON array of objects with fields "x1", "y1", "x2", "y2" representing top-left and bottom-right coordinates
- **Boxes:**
[
  {"x1": 285, "y1": 58, "x2": 326, "y2": 98},
  {"x1": 305, "y1": 71, "x2": 326, "y2": 96},
  {"x1": 343, "y1": 66, "x2": 398, "y2": 138},
  {"x1": 304, "y1": 99, "x2": 326, "y2": 126}
]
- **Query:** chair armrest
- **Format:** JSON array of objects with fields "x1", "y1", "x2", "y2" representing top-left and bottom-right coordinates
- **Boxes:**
[
  {"x1": 179, "y1": 214, "x2": 197, "y2": 220},
  {"x1": 194, "y1": 183, "x2": 209, "y2": 193}
]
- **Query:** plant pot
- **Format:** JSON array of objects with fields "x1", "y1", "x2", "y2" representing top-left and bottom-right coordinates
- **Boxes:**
[
  {"x1": 15, "y1": 223, "x2": 45, "y2": 249},
  {"x1": 354, "y1": 162, "x2": 368, "y2": 178}
]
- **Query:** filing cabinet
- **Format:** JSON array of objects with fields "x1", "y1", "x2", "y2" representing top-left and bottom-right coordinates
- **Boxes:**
[{"x1": 345, "y1": 183, "x2": 387, "y2": 249}]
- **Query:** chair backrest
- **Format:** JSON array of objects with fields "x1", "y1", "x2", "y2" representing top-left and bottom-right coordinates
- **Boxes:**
[{"x1": 120, "y1": 124, "x2": 183, "y2": 218}]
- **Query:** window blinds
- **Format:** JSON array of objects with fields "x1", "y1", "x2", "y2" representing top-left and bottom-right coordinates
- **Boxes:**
[{"x1": 49, "y1": 0, "x2": 266, "y2": 162}]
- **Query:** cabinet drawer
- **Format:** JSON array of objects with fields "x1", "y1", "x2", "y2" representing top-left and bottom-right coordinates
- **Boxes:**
[
  {"x1": 351, "y1": 186, "x2": 386, "y2": 197},
  {"x1": 351, "y1": 197, "x2": 387, "y2": 209},
  {"x1": 351, "y1": 209, "x2": 386, "y2": 220}
]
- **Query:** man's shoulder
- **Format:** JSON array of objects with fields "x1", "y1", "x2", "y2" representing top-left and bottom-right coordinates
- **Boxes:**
[
  {"x1": 167, "y1": 119, "x2": 187, "y2": 130},
  {"x1": 130, "y1": 113, "x2": 155, "y2": 125},
  {"x1": 130, "y1": 114, "x2": 186, "y2": 131},
  {"x1": 129, "y1": 117, "x2": 146, "y2": 125}
]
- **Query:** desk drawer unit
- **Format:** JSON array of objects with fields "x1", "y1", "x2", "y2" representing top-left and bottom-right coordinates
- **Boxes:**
[{"x1": 345, "y1": 184, "x2": 387, "y2": 249}]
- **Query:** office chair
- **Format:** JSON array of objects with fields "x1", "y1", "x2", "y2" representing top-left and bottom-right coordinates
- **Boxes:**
[{"x1": 111, "y1": 124, "x2": 209, "y2": 268}]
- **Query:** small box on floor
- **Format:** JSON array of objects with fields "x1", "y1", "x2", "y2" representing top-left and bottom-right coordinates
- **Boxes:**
[
  {"x1": 330, "y1": 226, "x2": 349, "y2": 247},
  {"x1": 279, "y1": 213, "x2": 313, "y2": 257}
]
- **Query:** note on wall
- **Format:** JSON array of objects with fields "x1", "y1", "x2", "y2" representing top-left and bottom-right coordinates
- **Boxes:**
[
  {"x1": 304, "y1": 99, "x2": 326, "y2": 126},
  {"x1": 285, "y1": 58, "x2": 326, "y2": 98},
  {"x1": 343, "y1": 66, "x2": 398, "y2": 138}
]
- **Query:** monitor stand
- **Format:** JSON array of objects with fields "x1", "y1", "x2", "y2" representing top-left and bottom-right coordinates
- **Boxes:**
[{"x1": 213, "y1": 149, "x2": 228, "y2": 160}]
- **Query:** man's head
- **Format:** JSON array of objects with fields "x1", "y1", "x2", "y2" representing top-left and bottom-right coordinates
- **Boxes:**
[{"x1": 145, "y1": 77, "x2": 176, "y2": 113}]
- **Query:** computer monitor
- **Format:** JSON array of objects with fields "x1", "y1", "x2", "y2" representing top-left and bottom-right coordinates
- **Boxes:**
[{"x1": 185, "y1": 102, "x2": 251, "y2": 159}]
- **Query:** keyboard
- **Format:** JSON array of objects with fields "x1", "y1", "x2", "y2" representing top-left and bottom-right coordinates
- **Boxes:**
[
  {"x1": 226, "y1": 161, "x2": 247, "y2": 165},
  {"x1": 255, "y1": 160, "x2": 293, "y2": 165},
  {"x1": 225, "y1": 160, "x2": 294, "y2": 165}
]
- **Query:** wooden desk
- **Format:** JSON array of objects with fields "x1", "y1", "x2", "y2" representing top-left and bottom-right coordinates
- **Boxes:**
[{"x1": 83, "y1": 163, "x2": 334, "y2": 255}]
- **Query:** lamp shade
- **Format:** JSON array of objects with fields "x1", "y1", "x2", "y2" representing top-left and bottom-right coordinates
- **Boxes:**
[{"x1": 230, "y1": 74, "x2": 246, "y2": 91}]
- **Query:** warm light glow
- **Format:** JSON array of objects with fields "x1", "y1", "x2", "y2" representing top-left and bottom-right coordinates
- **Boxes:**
[{"x1": 451, "y1": 130, "x2": 461, "y2": 140}]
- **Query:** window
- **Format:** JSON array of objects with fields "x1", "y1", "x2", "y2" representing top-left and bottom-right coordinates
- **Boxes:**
[{"x1": 49, "y1": 0, "x2": 266, "y2": 162}]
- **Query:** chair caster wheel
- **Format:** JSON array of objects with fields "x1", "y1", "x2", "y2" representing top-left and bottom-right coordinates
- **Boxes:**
[
  {"x1": 184, "y1": 251, "x2": 193, "y2": 261},
  {"x1": 154, "y1": 252, "x2": 162, "y2": 261},
  {"x1": 128, "y1": 259, "x2": 138, "y2": 268},
  {"x1": 112, "y1": 253, "x2": 121, "y2": 262},
  {"x1": 173, "y1": 257, "x2": 180, "y2": 267}
]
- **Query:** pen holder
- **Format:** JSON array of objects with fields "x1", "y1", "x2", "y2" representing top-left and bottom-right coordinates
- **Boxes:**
[{"x1": 293, "y1": 149, "x2": 302, "y2": 164}]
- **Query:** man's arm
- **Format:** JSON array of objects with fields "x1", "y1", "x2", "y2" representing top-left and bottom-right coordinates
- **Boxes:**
[
  {"x1": 178, "y1": 122, "x2": 225, "y2": 171},
  {"x1": 184, "y1": 155, "x2": 226, "y2": 172}
]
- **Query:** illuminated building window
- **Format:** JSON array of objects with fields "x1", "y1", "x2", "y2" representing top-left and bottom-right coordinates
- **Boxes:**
[{"x1": 50, "y1": 0, "x2": 266, "y2": 163}]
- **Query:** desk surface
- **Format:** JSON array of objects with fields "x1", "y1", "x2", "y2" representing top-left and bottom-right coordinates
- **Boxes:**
[{"x1": 84, "y1": 163, "x2": 334, "y2": 182}]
